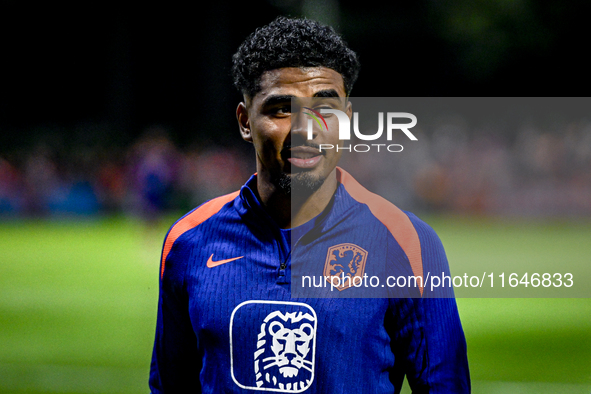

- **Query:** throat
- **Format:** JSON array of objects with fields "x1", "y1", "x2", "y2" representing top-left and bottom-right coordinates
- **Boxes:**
[{"x1": 259, "y1": 174, "x2": 337, "y2": 229}]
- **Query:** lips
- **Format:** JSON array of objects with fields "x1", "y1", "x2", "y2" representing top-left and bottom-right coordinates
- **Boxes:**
[{"x1": 286, "y1": 146, "x2": 323, "y2": 169}]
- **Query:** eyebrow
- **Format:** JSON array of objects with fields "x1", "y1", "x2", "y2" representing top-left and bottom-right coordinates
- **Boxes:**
[
  {"x1": 312, "y1": 89, "x2": 340, "y2": 98},
  {"x1": 261, "y1": 94, "x2": 294, "y2": 108},
  {"x1": 260, "y1": 89, "x2": 342, "y2": 108}
]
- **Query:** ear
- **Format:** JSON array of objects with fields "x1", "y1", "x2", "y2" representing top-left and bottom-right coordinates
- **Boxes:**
[{"x1": 236, "y1": 102, "x2": 252, "y2": 142}]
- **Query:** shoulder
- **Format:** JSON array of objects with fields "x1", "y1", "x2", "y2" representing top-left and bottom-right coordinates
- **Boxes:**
[
  {"x1": 337, "y1": 167, "x2": 423, "y2": 277},
  {"x1": 404, "y1": 211, "x2": 448, "y2": 268},
  {"x1": 160, "y1": 190, "x2": 240, "y2": 279},
  {"x1": 404, "y1": 212, "x2": 445, "y2": 251}
]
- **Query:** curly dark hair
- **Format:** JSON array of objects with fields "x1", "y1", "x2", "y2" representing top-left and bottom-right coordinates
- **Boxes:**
[{"x1": 232, "y1": 16, "x2": 360, "y2": 98}]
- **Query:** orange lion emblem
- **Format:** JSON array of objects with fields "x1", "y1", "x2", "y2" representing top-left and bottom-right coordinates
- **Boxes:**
[{"x1": 323, "y1": 243, "x2": 368, "y2": 291}]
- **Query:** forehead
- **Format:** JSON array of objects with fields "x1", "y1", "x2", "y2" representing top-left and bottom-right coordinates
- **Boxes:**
[{"x1": 251, "y1": 67, "x2": 346, "y2": 104}]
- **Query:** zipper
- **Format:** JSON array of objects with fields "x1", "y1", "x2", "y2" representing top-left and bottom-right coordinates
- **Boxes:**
[{"x1": 276, "y1": 228, "x2": 290, "y2": 284}]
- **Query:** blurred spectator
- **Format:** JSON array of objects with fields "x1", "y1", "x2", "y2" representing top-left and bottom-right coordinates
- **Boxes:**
[
  {"x1": 22, "y1": 147, "x2": 60, "y2": 215},
  {"x1": 96, "y1": 155, "x2": 127, "y2": 213},
  {"x1": 126, "y1": 127, "x2": 179, "y2": 223},
  {"x1": 179, "y1": 145, "x2": 252, "y2": 207},
  {"x1": 0, "y1": 157, "x2": 24, "y2": 216}
]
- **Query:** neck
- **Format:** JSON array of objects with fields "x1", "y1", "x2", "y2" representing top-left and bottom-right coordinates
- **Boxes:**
[{"x1": 256, "y1": 169, "x2": 339, "y2": 229}]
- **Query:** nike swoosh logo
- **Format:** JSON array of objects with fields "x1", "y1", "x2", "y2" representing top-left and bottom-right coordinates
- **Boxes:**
[{"x1": 206, "y1": 254, "x2": 244, "y2": 268}]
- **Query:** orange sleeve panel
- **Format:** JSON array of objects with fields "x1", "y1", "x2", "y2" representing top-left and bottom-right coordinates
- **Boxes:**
[
  {"x1": 160, "y1": 191, "x2": 240, "y2": 279},
  {"x1": 337, "y1": 167, "x2": 424, "y2": 293}
]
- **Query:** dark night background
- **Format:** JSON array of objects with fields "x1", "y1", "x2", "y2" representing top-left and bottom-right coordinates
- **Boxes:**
[{"x1": 2, "y1": 1, "x2": 589, "y2": 151}]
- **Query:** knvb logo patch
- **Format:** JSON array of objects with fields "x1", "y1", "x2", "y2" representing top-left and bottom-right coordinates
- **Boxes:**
[{"x1": 323, "y1": 243, "x2": 369, "y2": 291}]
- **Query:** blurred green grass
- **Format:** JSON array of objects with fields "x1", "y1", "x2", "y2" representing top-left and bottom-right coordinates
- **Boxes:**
[
  {"x1": 0, "y1": 217, "x2": 162, "y2": 394},
  {"x1": 0, "y1": 216, "x2": 590, "y2": 393}
]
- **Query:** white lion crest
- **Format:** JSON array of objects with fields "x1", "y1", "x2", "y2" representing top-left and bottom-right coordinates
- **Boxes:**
[{"x1": 254, "y1": 310, "x2": 316, "y2": 391}]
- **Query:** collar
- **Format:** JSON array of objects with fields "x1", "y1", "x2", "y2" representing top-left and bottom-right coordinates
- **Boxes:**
[{"x1": 234, "y1": 168, "x2": 359, "y2": 237}]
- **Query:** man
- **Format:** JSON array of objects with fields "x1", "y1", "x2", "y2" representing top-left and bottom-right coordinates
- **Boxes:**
[{"x1": 150, "y1": 16, "x2": 470, "y2": 393}]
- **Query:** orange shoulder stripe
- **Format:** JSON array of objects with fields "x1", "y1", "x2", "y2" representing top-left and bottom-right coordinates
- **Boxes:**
[
  {"x1": 337, "y1": 167, "x2": 424, "y2": 294},
  {"x1": 160, "y1": 191, "x2": 240, "y2": 278}
]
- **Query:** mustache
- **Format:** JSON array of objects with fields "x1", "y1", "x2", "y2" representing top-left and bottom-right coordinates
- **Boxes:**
[{"x1": 282, "y1": 142, "x2": 322, "y2": 151}]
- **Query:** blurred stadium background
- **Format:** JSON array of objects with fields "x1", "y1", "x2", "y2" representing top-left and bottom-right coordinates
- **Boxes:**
[{"x1": 1, "y1": 1, "x2": 590, "y2": 393}]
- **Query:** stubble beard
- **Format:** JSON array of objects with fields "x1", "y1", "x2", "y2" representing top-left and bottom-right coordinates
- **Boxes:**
[{"x1": 275, "y1": 171, "x2": 324, "y2": 195}]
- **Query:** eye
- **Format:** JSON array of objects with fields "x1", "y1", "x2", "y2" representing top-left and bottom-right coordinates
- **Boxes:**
[
  {"x1": 272, "y1": 105, "x2": 291, "y2": 115},
  {"x1": 315, "y1": 108, "x2": 333, "y2": 118}
]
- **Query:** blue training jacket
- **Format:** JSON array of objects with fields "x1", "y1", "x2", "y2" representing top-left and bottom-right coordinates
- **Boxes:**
[{"x1": 150, "y1": 168, "x2": 470, "y2": 393}]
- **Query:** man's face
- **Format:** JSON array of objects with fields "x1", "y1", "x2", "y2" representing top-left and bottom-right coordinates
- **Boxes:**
[{"x1": 237, "y1": 66, "x2": 351, "y2": 193}]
